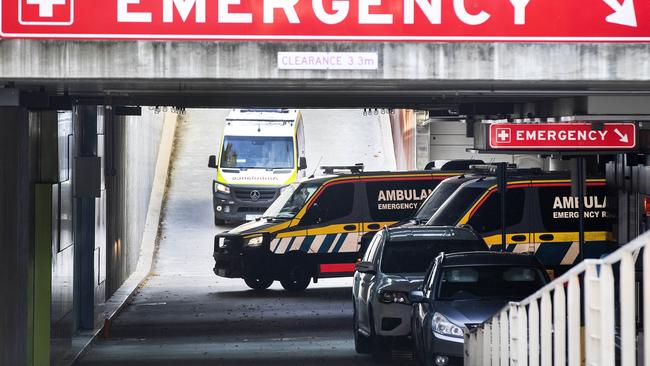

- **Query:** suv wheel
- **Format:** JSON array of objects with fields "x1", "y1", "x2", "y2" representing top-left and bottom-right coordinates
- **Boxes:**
[
  {"x1": 244, "y1": 275, "x2": 273, "y2": 290},
  {"x1": 353, "y1": 304, "x2": 371, "y2": 354},
  {"x1": 280, "y1": 263, "x2": 311, "y2": 292}
]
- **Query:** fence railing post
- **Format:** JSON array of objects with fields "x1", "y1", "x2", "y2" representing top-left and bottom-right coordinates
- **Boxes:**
[
  {"x1": 600, "y1": 263, "x2": 615, "y2": 365},
  {"x1": 528, "y1": 299, "x2": 539, "y2": 366},
  {"x1": 553, "y1": 283, "x2": 566, "y2": 366},
  {"x1": 483, "y1": 322, "x2": 492, "y2": 366},
  {"x1": 500, "y1": 311, "x2": 509, "y2": 366},
  {"x1": 493, "y1": 315, "x2": 500, "y2": 366},
  {"x1": 567, "y1": 274, "x2": 581, "y2": 366},
  {"x1": 517, "y1": 305, "x2": 528, "y2": 366},
  {"x1": 540, "y1": 292, "x2": 552, "y2": 366},
  {"x1": 620, "y1": 250, "x2": 636, "y2": 366},
  {"x1": 585, "y1": 262, "x2": 601, "y2": 366}
]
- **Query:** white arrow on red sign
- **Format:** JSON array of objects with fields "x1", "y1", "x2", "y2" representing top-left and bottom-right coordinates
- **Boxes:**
[{"x1": 604, "y1": 0, "x2": 637, "y2": 27}]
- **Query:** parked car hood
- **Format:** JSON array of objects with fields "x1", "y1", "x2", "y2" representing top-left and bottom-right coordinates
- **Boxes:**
[
  {"x1": 433, "y1": 300, "x2": 508, "y2": 327},
  {"x1": 377, "y1": 273, "x2": 425, "y2": 292}
]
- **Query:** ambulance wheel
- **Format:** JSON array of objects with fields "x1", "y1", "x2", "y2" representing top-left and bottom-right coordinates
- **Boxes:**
[
  {"x1": 244, "y1": 275, "x2": 274, "y2": 290},
  {"x1": 280, "y1": 264, "x2": 311, "y2": 292}
]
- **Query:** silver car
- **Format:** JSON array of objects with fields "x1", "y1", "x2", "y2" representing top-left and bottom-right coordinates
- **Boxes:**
[{"x1": 352, "y1": 226, "x2": 487, "y2": 361}]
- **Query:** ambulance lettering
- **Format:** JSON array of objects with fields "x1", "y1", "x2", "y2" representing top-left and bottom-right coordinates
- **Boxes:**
[
  {"x1": 551, "y1": 196, "x2": 608, "y2": 219},
  {"x1": 377, "y1": 189, "x2": 433, "y2": 210}
]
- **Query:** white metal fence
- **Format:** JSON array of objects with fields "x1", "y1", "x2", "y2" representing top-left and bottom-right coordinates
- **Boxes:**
[{"x1": 465, "y1": 231, "x2": 650, "y2": 366}]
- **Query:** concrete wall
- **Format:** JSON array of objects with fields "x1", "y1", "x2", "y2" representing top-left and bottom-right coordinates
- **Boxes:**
[
  {"x1": 106, "y1": 110, "x2": 165, "y2": 298},
  {"x1": 1, "y1": 41, "x2": 649, "y2": 85},
  {"x1": 0, "y1": 107, "x2": 33, "y2": 366}
]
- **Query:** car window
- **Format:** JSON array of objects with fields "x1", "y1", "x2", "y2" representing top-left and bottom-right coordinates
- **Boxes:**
[
  {"x1": 467, "y1": 187, "x2": 526, "y2": 234},
  {"x1": 300, "y1": 183, "x2": 355, "y2": 226},
  {"x1": 437, "y1": 265, "x2": 547, "y2": 301},
  {"x1": 423, "y1": 260, "x2": 438, "y2": 297},
  {"x1": 380, "y1": 239, "x2": 486, "y2": 274},
  {"x1": 537, "y1": 185, "x2": 611, "y2": 232},
  {"x1": 362, "y1": 232, "x2": 383, "y2": 263}
]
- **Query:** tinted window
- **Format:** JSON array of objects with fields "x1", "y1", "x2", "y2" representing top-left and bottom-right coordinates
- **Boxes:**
[
  {"x1": 366, "y1": 178, "x2": 439, "y2": 222},
  {"x1": 437, "y1": 265, "x2": 546, "y2": 300},
  {"x1": 537, "y1": 185, "x2": 611, "y2": 232},
  {"x1": 467, "y1": 188, "x2": 526, "y2": 234},
  {"x1": 414, "y1": 179, "x2": 465, "y2": 221},
  {"x1": 363, "y1": 232, "x2": 383, "y2": 263},
  {"x1": 380, "y1": 239, "x2": 486, "y2": 274},
  {"x1": 300, "y1": 183, "x2": 355, "y2": 226},
  {"x1": 265, "y1": 182, "x2": 320, "y2": 219},
  {"x1": 428, "y1": 187, "x2": 485, "y2": 226}
]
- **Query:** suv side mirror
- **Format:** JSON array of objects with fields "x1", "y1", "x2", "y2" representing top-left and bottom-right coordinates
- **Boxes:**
[
  {"x1": 409, "y1": 290, "x2": 426, "y2": 303},
  {"x1": 299, "y1": 157, "x2": 307, "y2": 170},
  {"x1": 208, "y1": 155, "x2": 217, "y2": 169},
  {"x1": 355, "y1": 261, "x2": 376, "y2": 274}
]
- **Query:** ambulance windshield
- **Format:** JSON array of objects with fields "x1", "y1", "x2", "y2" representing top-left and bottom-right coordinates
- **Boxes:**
[
  {"x1": 426, "y1": 186, "x2": 485, "y2": 226},
  {"x1": 264, "y1": 182, "x2": 320, "y2": 219},
  {"x1": 220, "y1": 136, "x2": 294, "y2": 169},
  {"x1": 414, "y1": 179, "x2": 467, "y2": 222}
]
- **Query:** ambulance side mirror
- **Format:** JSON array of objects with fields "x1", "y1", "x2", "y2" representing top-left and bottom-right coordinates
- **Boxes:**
[
  {"x1": 208, "y1": 155, "x2": 217, "y2": 169},
  {"x1": 299, "y1": 157, "x2": 307, "y2": 171}
]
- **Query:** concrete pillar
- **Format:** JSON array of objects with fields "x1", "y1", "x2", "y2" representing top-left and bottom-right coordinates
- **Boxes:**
[
  {"x1": 74, "y1": 106, "x2": 99, "y2": 330},
  {"x1": 0, "y1": 107, "x2": 33, "y2": 366}
]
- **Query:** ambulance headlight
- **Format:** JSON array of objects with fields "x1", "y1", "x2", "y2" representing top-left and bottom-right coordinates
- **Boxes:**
[
  {"x1": 246, "y1": 236, "x2": 264, "y2": 248},
  {"x1": 216, "y1": 183, "x2": 230, "y2": 194}
]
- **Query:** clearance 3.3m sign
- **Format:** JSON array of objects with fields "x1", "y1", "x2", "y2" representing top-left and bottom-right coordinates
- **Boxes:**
[{"x1": 0, "y1": 0, "x2": 649, "y2": 41}]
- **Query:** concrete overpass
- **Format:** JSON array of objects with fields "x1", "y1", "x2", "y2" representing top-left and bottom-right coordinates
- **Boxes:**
[{"x1": 2, "y1": 41, "x2": 650, "y2": 108}]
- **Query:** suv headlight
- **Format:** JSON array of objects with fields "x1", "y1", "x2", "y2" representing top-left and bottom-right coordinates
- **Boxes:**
[
  {"x1": 378, "y1": 290, "x2": 411, "y2": 304},
  {"x1": 246, "y1": 236, "x2": 264, "y2": 248},
  {"x1": 432, "y1": 312, "x2": 464, "y2": 338},
  {"x1": 216, "y1": 183, "x2": 230, "y2": 194}
]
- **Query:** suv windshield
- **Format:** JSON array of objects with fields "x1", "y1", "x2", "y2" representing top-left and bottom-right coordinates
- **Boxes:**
[
  {"x1": 380, "y1": 239, "x2": 485, "y2": 274},
  {"x1": 263, "y1": 182, "x2": 320, "y2": 219},
  {"x1": 437, "y1": 265, "x2": 546, "y2": 301},
  {"x1": 220, "y1": 136, "x2": 294, "y2": 169},
  {"x1": 414, "y1": 179, "x2": 468, "y2": 221},
  {"x1": 426, "y1": 186, "x2": 486, "y2": 226}
]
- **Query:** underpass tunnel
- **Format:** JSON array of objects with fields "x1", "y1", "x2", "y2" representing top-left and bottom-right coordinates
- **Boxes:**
[{"x1": 1, "y1": 92, "x2": 650, "y2": 365}]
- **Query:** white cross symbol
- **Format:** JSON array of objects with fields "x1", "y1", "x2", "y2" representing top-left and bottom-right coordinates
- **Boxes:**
[
  {"x1": 26, "y1": 0, "x2": 66, "y2": 18},
  {"x1": 496, "y1": 128, "x2": 511, "y2": 143}
]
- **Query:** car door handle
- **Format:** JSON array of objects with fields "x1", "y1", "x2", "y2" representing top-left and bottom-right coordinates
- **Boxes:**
[
  {"x1": 539, "y1": 234, "x2": 555, "y2": 242},
  {"x1": 343, "y1": 224, "x2": 357, "y2": 231},
  {"x1": 511, "y1": 235, "x2": 527, "y2": 242}
]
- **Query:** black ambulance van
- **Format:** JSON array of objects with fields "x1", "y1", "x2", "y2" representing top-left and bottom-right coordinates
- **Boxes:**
[
  {"x1": 425, "y1": 166, "x2": 615, "y2": 275},
  {"x1": 213, "y1": 166, "x2": 462, "y2": 291}
]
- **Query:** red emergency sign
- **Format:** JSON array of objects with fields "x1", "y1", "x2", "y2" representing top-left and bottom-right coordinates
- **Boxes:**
[
  {"x1": 1, "y1": 0, "x2": 649, "y2": 41},
  {"x1": 489, "y1": 123, "x2": 637, "y2": 150}
]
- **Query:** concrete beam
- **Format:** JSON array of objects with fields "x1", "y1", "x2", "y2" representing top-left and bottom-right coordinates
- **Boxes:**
[{"x1": 0, "y1": 41, "x2": 649, "y2": 85}]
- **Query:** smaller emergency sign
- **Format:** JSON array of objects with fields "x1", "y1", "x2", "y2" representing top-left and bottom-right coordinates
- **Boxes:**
[{"x1": 489, "y1": 123, "x2": 637, "y2": 150}]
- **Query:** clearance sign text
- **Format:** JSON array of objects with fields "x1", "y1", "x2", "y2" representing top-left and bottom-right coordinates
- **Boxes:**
[{"x1": 1, "y1": 0, "x2": 649, "y2": 41}]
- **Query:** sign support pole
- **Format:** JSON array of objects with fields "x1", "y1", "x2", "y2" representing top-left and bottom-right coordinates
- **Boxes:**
[
  {"x1": 497, "y1": 163, "x2": 507, "y2": 252},
  {"x1": 572, "y1": 157, "x2": 586, "y2": 262}
]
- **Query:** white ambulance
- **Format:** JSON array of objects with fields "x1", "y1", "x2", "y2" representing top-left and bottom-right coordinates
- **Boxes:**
[{"x1": 208, "y1": 109, "x2": 307, "y2": 225}]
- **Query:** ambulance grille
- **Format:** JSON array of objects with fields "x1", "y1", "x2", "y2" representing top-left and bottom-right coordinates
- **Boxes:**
[{"x1": 233, "y1": 188, "x2": 277, "y2": 202}]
